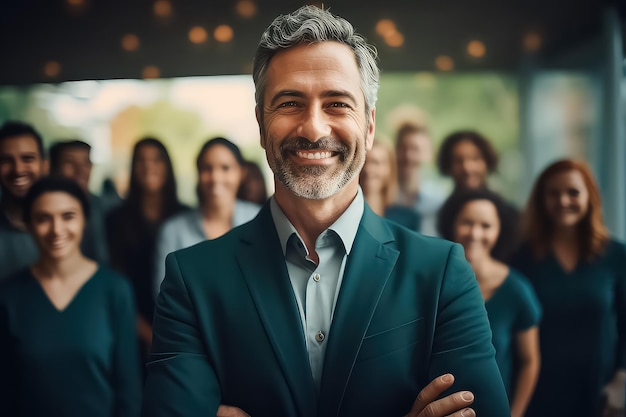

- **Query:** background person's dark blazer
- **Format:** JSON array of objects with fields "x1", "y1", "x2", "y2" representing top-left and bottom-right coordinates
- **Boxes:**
[{"x1": 142, "y1": 203, "x2": 509, "y2": 417}]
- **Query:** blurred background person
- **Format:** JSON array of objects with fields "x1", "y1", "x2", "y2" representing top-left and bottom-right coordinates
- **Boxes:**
[
  {"x1": 49, "y1": 140, "x2": 109, "y2": 264},
  {"x1": 438, "y1": 188, "x2": 541, "y2": 417},
  {"x1": 394, "y1": 122, "x2": 444, "y2": 236},
  {"x1": 360, "y1": 140, "x2": 420, "y2": 230},
  {"x1": 154, "y1": 137, "x2": 261, "y2": 294},
  {"x1": 0, "y1": 121, "x2": 47, "y2": 280},
  {"x1": 237, "y1": 159, "x2": 268, "y2": 205},
  {"x1": 512, "y1": 159, "x2": 626, "y2": 417},
  {"x1": 100, "y1": 177, "x2": 123, "y2": 214},
  {"x1": 438, "y1": 130, "x2": 520, "y2": 261},
  {"x1": 106, "y1": 137, "x2": 188, "y2": 363},
  {"x1": 0, "y1": 176, "x2": 141, "y2": 417}
]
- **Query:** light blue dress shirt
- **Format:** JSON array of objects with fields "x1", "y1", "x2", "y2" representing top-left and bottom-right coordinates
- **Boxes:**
[{"x1": 270, "y1": 189, "x2": 364, "y2": 390}]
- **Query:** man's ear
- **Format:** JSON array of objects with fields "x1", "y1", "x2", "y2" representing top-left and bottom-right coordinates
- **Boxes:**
[
  {"x1": 365, "y1": 108, "x2": 376, "y2": 151},
  {"x1": 256, "y1": 106, "x2": 266, "y2": 149}
]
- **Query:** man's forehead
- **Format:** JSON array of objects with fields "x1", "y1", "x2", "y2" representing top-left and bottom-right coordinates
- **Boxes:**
[
  {"x1": 61, "y1": 148, "x2": 90, "y2": 158},
  {"x1": 265, "y1": 42, "x2": 364, "y2": 100},
  {"x1": 0, "y1": 134, "x2": 40, "y2": 153}
]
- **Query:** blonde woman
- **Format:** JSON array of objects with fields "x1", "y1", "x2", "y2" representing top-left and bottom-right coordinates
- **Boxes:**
[{"x1": 360, "y1": 140, "x2": 420, "y2": 230}]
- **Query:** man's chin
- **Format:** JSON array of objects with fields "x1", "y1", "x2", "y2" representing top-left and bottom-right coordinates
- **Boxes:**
[{"x1": 0, "y1": 187, "x2": 26, "y2": 202}]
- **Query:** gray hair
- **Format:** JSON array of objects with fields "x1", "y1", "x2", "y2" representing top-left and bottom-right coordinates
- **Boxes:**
[{"x1": 253, "y1": 5, "x2": 379, "y2": 116}]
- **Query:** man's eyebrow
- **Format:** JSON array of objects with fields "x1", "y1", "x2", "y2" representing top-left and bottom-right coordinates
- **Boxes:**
[
  {"x1": 321, "y1": 89, "x2": 357, "y2": 104},
  {"x1": 269, "y1": 89, "x2": 358, "y2": 106},
  {"x1": 269, "y1": 90, "x2": 305, "y2": 107}
]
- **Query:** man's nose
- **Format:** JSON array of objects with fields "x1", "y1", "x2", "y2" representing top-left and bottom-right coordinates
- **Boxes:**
[
  {"x1": 296, "y1": 107, "x2": 331, "y2": 141},
  {"x1": 14, "y1": 159, "x2": 27, "y2": 174}
]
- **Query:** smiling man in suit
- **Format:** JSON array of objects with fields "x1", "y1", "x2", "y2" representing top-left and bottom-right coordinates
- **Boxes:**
[{"x1": 142, "y1": 6, "x2": 509, "y2": 417}]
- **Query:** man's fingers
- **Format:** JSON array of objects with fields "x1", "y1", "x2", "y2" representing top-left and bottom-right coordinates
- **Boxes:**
[
  {"x1": 407, "y1": 374, "x2": 475, "y2": 417},
  {"x1": 216, "y1": 404, "x2": 251, "y2": 417}
]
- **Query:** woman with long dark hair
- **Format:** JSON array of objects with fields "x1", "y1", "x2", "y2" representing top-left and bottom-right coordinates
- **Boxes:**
[
  {"x1": 512, "y1": 159, "x2": 626, "y2": 417},
  {"x1": 106, "y1": 138, "x2": 187, "y2": 357}
]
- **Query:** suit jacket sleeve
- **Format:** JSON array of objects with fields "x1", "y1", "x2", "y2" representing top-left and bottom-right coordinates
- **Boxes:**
[
  {"x1": 142, "y1": 252, "x2": 221, "y2": 416},
  {"x1": 429, "y1": 244, "x2": 510, "y2": 416}
]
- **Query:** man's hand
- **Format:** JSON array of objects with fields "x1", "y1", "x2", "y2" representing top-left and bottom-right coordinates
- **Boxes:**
[
  {"x1": 216, "y1": 405, "x2": 250, "y2": 417},
  {"x1": 216, "y1": 374, "x2": 474, "y2": 417},
  {"x1": 603, "y1": 369, "x2": 626, "y2": 410},
  {"x1": 405, "y1": 374, "x2": 475, "y2": 417}
]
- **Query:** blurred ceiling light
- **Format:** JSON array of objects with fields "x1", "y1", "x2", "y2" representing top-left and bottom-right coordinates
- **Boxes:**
[
  {"x1": 435, "y1": 55, "x2": 454, "y2": 71},
  {"x1": 214, "y1": 25, "x2": 234, "y2": 43},
  {"x1": 189, "y1": 26, "x2": 208, "y2": 44},
  {"x1": 236, "y1": 0, "x2": 256, "y2": 18},
  {"x1": 523, "y1": 32, "x2": 542, "y2": 52},
  {"x1": 375, "y1": 19, "x2": 396, "y2": 38},
  {"x1": 153, "y1": 0, "x2": 172, "y2": 18},
  {"x1": 43, "y1": 61, "x2": 62, "y2": 78},
  {"x1": 65, "y1": 0, "x2": 88, "y2": 14},
  {"x1": 385, "y1": 32, "x2": 404, "y2": 48},
  {"x1": 467, "y1": 40, "x2": 486, "y2": 58},
  {"x1": 142, "y1": 66, "x2": 160, "y2": 79},
  {"x1": 121, "y1": 34, "x2": 140, "y2": 51}
]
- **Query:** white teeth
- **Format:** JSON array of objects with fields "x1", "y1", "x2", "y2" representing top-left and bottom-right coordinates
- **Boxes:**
[
  {"x1": 13, "y1": 178, "x2": 28, "y2": 186},
  {"x1": 297, "y1": 151, "x2": 332, "y2": 160}
]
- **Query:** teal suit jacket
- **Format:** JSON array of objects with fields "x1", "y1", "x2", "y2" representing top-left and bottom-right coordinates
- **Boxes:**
[{"x1": 142, "y1": 203, "x2": 509, "y2": 416}]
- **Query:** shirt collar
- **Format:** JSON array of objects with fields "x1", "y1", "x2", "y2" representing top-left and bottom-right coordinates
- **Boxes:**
[{"x1": 270, "y1": 187, "x2": 364, "y2": 256}]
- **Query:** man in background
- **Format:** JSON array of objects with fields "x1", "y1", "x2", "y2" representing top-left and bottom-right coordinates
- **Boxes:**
[
  {"x1": 0, "y1": 121, "x2": 47, "y2": 280},
  {"x1": 49, "y1": 140, "x2": 108, "y2": 264},
  {"x1": 395, "y1": 123, "x2": 445, "y2": 236}
]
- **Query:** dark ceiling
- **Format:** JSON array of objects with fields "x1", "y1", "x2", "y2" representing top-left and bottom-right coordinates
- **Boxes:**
[{"x1": 0, "y1": 0, "x2": 620, "y2": 85}]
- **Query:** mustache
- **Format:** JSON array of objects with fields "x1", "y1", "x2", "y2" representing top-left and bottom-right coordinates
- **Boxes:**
[{"x1": 280, "y1": 136, "x2": 348, "y2": 153}]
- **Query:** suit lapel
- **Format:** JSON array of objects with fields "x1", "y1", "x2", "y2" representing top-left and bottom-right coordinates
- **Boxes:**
[
  {"x1": 318, "y1": 207, "x2": 399, "y2": 417},
  {"x1": 236, "y1": 205, "x2": 317, "y2": 417}
]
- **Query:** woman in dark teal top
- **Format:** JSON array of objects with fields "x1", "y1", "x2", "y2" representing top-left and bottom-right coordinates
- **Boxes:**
[
  {"x1": 439, "y1": 188, "x2": 541, "y2": 417},
  {"x1": 0, "y1": 177, "x2": 141, "y2": 417},
  {"x1": 512, "y1": 159, "x2": 626, "y2": 417}
]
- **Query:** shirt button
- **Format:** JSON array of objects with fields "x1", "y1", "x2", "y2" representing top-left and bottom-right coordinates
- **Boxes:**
[
  {"x1": 315, "y1": 331, "x2": 325, "y2": 343},
  {"x1": 313, "y1": 273, "x2": 321, "y2": 282}
]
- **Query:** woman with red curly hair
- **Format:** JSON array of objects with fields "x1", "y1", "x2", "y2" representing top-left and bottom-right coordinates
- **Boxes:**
[{"x1": 512, "y1": 159, "x2": 626, "y2": 417}]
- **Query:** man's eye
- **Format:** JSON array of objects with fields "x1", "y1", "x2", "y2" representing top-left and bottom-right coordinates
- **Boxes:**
[
  {"x1": 278, "y1": 101, "x2": 298, "y2": 108},
  {"x1": 329, "y1": 102, "x2": 349, "y2": 108}
]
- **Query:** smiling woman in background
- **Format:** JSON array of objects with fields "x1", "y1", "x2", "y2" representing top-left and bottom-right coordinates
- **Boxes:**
[
  {"x1": 0, "y1": 177, "x2": 141, "y2": 417},
  {"x1": 438, "y1": 188, "x2": 541, "y2": 417},
  {"x1": 512, "y1": 159, "x2": 626, "y2": 417},
  {"x1": 153, "y1": 137, "x2": 261, "y2": 294}
]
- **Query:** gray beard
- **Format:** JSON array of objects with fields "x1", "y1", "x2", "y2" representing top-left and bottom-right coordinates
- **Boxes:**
[{"x1": 274, "y1": 155, "x2": 364, "y2": 200}]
